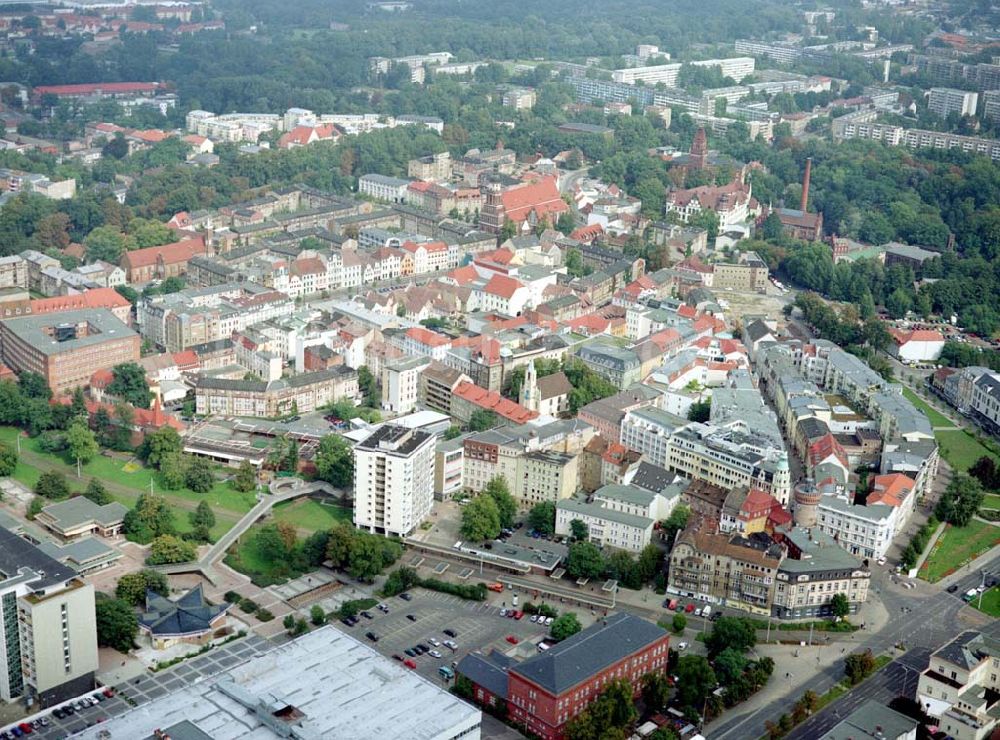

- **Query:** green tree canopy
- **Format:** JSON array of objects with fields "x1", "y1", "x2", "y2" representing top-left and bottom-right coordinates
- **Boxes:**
[
  {"x1": 550, "y1": 612, "x2": 582, "y2": 641},
  {"x1": 106, "y1": 363, "x2": 153, "y2": 409},
  {"x1": 566, "y1": 541, "x2": 605, "y2": 580},
  {"x1": 95, "y1": 596, "x2": 138, "y2": 653},
  {"x1": 460, "y1": 494, "x2": 501, "y2": 541}
]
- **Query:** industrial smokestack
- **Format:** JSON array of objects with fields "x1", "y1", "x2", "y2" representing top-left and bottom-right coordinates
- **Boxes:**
[{"x1": 800, "y1": 157, "x2": 812, "y2": 212}]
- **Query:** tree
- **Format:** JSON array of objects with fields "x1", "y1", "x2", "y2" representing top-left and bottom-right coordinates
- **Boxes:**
[
  {"x1": 484, "y1": 476, "x2": 516, "y2": 529},
  {"x1": 761, "y1": 211, "x2": 785, "y2": 241},
  {"x1": 84, "y1": 225, "x2": 130, "y2": 264},
  {"x1": 713, "y1": 647, "x2": 749, "y2": 686},
  {"x1": 159, "y1": 452, "x2": 186, "y2": 490},
  {"x1": 185, "y1": 456, "x2": 215, "y2": 493},
  {"x1": 27, "y1": 496, "x2": 44, "y2": 520},
  {"x1": 314, "y1": 435, "x2": 354, "y2": 488},
  {"x1": 829, "y1": 592, "x2": 850, "y2": 619},
  {"x1": 283, "y1": 438, "x2": 299, "y2": 473},
  {"x1": 310, "y1": 604, "x2": 327, "y2": 625},
  {"x1": 706, "y1": 616, "x2": 757, "y2": 657},
  {"x1": 347, "y1": 532, "x2": 388, "y2": 581},
  {"x1": 606, "y1": 549, "x2": 643, "y2": 589},
  {"x1": 527, "y1": 501, "x2": 556, "y2": 535},
  {"x1": 115, "y1": 570, "x2": 168, "y2": 606},
  {"x1": 35, "y1": 470, "x2": 70, "y2": 499},
  {"x1": 660, "y1": 505, "x2": 690, "y2": 546},
  {"x1": 935, "y1": 473, "x2": 985, "y2": 527},
  {"x1": 255, "y1": 524, "x2": 291, "y2": 563},
  {"x1": 66, "y1": 420, "x2": 98, "y2": 468},
  {"x1": 460, "y1": 494, "x2": 501, "y2": 541},
  {"x1": 566, "y1": 541, "x2": 605, "y2": 580},
  {"x1": 189, "y1": 500, "x2": 216, "y2": 537},
  {"x1": 144, "y1": 427, "x2": 183, "y2": 468},
  {"x1": 637, "y1": 543, "x2": 663, "y2": 583},
  {"x1": 641, "y1": 671, "x2": 671, "y2": 712},
  {"x1": 675, "y1": 655, "x2": 717, "y2": 707},
  {"x1": 106, "y1": 363, "x2": 153, "y2": 409},
  {"x1": 556, "y1": 211, "x2": 576, "y2": 237},
  {"x1": 123, "y1": 492, "x2": 175, "y2": 543},
  {"x1": 671, "y1": 613, "x2": 687, "y2": 634},
  {"x1": 570, "y1": 518, "x2": 589, "y2": 542},
  {"x1": 550, "y1": 612, "x2": 582, "y2": 641},
  {"x1": 0, "y1": 442, "x2": 17, "y2": 477},
  {"x1": 70, "y1": 387, "x2": 88, "y2": 420},
  {"x1": 969, "y1": 455, "x2": 1000, "y2": 490},
  {"x1": 844, "y1": 649, "x2": 877, "y2": 685},
  {"x1": 283, "y1": 614, "x2": 296, "y2": 632},
  {"x1": 325, "y1": 522, "x2": 355, "y2": 570},
  {"x1": 18, "y1": 371, "x2": 50, "y2": 400},
  {"x1": 84, "y1": 478, "x2": 112, "y2": 505},
  {"x1": 357, "y1": 366, "x2": 378, "y2": 406},
  {"x1": 147, "y1": 534, "x2": 197, "y2": 565},
  {"x1": 444, "y1": 425, "x2": 462, "y2": 440},
  {"x1": 468, "y1": 409, "x2": 497, "y2": 432},
  {"x1": 232, "y1": 460, "x2": 257, "y2": 492},
  {"x1": 95, "y1": 596, "x2": 138, "y2": 653},
  {"x1": 686, "y1": 400, "x2": 711, "y2": 423}
]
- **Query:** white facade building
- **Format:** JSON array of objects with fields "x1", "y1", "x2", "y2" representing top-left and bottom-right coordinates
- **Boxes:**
[{"x1": 353, "y1": 425, "x2": 436, "y2": 537}]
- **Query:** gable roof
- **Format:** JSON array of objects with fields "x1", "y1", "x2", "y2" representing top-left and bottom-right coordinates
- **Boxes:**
[
  {"x1": 501, "y1": 177, "x2": 569, "y2": 224},
  {"x1": 536, "y1": 371, "x2": 573, "y2": 401},
  {"x1": 453, "y1": 381, "x2": 538, "y2": 424},
  {"x1": 29, "y1": 287, "x2": 131, "y2": 315},
  {"x1": 511, "y1": 613, "x2": 666, "y2": 695},
  {"x1": 121, "y1": 237, "x2": 206, "y2": 270},
  {"x1": 481, "y1": 274, "x2": 525, "y2": 300}
]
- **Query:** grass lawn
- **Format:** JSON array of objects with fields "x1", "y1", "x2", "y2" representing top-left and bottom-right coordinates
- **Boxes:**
[
  {"x1": 272, "y1": 498, "x2": 351, "y2": 531},
  {"x1": 983, "y1": 494, "x2": 1000, "y2": 511},
  {"x1": 0, "y1": 426, "x2": 256, "y2": 516},
  {"x1": 919, "y1": 520, "x2": 1000, "y2": 582},
  {"x1": 903, "y1": 388, "x2": 955, "y2": 428},
  {"x1": 225, "y1": 524, "x2": 305, "y2": 586},
  {"x1": 970, "y1": 587, "x2": 1000, "y2": 618},
  {"x1": 934, "y1": 429, "x2": 1000, "y2": 473}
]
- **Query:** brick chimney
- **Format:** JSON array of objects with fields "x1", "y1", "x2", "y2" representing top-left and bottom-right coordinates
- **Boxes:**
[{"x1": 800, "y1": 157, "x2": 812, "y2": 212}]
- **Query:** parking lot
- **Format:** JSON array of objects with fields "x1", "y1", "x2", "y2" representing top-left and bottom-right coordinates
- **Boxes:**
[
  {"x1": 333, "y1": 588, "x2": 557, "y2": 687},
  {"x1": 9, "y1": 634, "x2": 273, "y2": 740}
]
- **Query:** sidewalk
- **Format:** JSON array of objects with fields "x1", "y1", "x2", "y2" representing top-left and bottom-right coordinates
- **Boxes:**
[{"x1": 912, "y1": 520, "x2": 946, "y2": 573}]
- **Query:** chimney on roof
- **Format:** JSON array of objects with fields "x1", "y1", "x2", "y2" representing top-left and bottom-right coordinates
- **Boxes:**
[{"x1": 800, "y1": 157, "x2": 812, "y2": 212}]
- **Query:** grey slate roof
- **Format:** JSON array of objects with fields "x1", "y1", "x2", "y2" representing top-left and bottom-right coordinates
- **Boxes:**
[
  {"x1": 455, "y1": 651, "x2": 512, "y2": 700},
  {"x1": 138, "y1": 585, "x2": 229, "y2": 637},
  {"x1": 820, "y1": 699, "x2": 918, "y2": 740},
  {"x1": 511, "y1": 613, "x2": 666, "y2": 695},
  {"x1": 932, "y1": 630, "x2": 998, "y2": 671},
  {"x1": 628, "y1": 462, "x2": 678, "y2": 494},
  {"x1": 0, "y1": 526, "x2": 76, "y2": 589}
]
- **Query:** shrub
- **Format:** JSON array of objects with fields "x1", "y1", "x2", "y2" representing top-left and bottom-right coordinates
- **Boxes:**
[
  {"x1": 255, "y1": 608, "x2": 274, "y2": 622},
  {"x1": 239, "y1": 597, "x2": 259, "y2": 614},
  {"x1": 224, "y1": 590, "x2": 242, "y2": 604},
  {"x1": 420, "y1": 578, "x2": 487, "y2": 601}
]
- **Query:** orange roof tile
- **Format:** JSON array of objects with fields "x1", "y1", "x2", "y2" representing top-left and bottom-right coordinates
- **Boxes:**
[
  {"x1": 121, "y1": 237, "x2": 206, "y2": 270},
  {"x1": 29, "y1": 287, "x2": 131, "y2": 315},
  {"x1": 482, "y1": 274, "x2": 524, "y2": 300},
  {"x1": 405, "y1": 326, "x2": 451, "y2": 348},
  {"x1": 453, "y1": 381, "x2": 538, "y2": 424},
  {"x1": 500, "y1": 177, "x2": 569, "y2": 225}
]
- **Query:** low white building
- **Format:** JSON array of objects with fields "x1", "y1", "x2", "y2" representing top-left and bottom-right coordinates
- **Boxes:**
[
  {"x1": 888, "y1": 328, "x2": 945, "y2": 363},
  {"x1": 555, "y1": 497, "x2": 654, "y2": 553},
  {"x1": 358, "y1": 174, "x2": 412, "y2": 203},
  {"x1": 815, "y1": 493, "x2": 897, "y2": 560}
]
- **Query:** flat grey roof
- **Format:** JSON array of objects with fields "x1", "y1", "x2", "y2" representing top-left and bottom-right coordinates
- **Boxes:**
[
  {"x1": 74, "y1": 626, "x2": 480, "y2": 740},
  {"x1": 39, "y1": 497, "x2": 127, "y2": 530},
  {"x1": 0, "y1": 526, "x2": 76, "y2": 589},
  {"x1": 0, "y1": 308, "x2": 136, "y2": 356}
]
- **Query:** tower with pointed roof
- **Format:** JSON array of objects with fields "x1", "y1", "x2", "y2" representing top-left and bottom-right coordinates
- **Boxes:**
[
  {"x1": 519, "y1": 360, "x2": 538, "y2": 413},
  {"x1": 773, "y1": 452, "x2": 791, "y2": 506}
]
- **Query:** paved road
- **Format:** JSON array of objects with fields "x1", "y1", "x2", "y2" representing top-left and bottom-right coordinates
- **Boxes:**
[{"x1": 707, "y1": 566, "x2": 990, "y2": 740}]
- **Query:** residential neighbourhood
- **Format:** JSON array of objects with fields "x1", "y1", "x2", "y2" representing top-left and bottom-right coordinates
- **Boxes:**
[{"x1": 0, "y1": 0, "x2": 994, "y2": 739}]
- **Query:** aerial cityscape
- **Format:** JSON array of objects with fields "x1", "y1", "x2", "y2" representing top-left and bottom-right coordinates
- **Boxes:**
[{"x1": 0, "y1": 0, "x2": 994, "y2": 738}]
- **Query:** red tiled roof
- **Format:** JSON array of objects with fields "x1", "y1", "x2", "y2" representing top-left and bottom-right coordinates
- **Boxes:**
[
  {"x1": 500, "y1": 177, "x2": 569, "y2": 225},
  {"x1": 29, "y1": 287, "x2": 131, "y2": 315},
  {"x1": 90, "y1": 368, "x2": 113, "y2": 389},
  {"x1": 291, "y1": 257, "x2": 326, "y2": 276},
  {"x1": 35, "y1": 82, "x2": 160, "y2": 97},
  {"x1": 445, "y1": 265, "x2": 479, "y2": 285},
  {"x1": 890, "y1": 328, "x2": 945, "y2": 345},
  {"x1": 677, "y1": 304, "x2": 697, "y2": 319},
  {"x1": 405, "y1": 326, "x2": 451, "y2": 348},
  {"x1": 278, "y1": 124, "x2": 340, "y2": 149},
  {"x1": 129, "y1": 129, "x2": 170, "y2": 143},
  {"x1": 453, "y1": 381, "x2": 538, "y2": 424},
  {"x1": 481, "y1": 274, "x2": 524, "y2": 300},
  {"x1": 121, "y1": 237, "x2": 206, "y2": 270},
  {"x1": 667, "y1": 179, "x2": 751, "y2": 212},
  {"x1": 867, "y1": 473, "x2": 915, "y2": 507},
  {"x1": 171, "y1": 350, "x2": 199, "y2": 371},
  {"x1": 808, "y1": 433, "x2": 849, "y2": 468},
  {"x1": 570, "y1": 223, "x2": 604, "y2": 242}
]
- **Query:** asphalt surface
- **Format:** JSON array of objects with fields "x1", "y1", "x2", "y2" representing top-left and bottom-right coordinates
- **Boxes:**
[{"x1": 709, "y1": 554, "x2": 1000, "y2": 740}]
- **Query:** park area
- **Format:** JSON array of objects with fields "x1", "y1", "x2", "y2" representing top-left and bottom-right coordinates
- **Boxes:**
[
  {"x1": 919, "y1": 519, "x2": 1000, "y2": 583},
  {"x1": 0, "y1": 425, "x2": 256, "y2": 541},
  {"x1": 935, "y1": 429, "x2": 1000, "y2": 473},
  {"x1": 902, "y1": 388, "x2": 955, "y2": 429}
]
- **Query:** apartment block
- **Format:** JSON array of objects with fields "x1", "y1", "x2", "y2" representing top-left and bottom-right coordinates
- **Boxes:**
[
  {"x1": 353, "y1": 425, "x2": 436, "y2": 537},
  {"x1": 928, "y1": 88, "x2": 979, "y2": 119},
  {"x1": 918, "y1": 631, "x2": 999, "y2": 740}
]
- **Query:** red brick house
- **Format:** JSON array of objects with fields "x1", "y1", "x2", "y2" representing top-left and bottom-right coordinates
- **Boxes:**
[
  {"x1": 457, "y1": 613, "x2": 670, "y2": 740},
  {"x1": 120, "y1": 237, "x2": 207, "y2": 283}
]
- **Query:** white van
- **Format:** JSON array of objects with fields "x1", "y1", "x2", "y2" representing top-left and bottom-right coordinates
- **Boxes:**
[
  {"x1": 694, "y1": 607, "x2": 703, "y2": 617},
  {"x1": 702, "y1": 606, "x2": 712, "y2": 618}
]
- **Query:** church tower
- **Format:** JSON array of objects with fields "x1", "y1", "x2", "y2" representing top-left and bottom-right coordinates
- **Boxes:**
[
  {"x1": 772, "y1": 452, "x2": 791, "y2": 507},
  {"x1": 690, "y1": 127, "x2": 708, "y2": 170},
  {"x1": 519, "y1": 361, "x2": 538, "y2": 412},
  {"x1": 479, "y1": 182, "x2": 506, "y2": 235}
]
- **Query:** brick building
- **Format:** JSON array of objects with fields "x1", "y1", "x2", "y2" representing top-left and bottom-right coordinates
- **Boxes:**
[
  {"x1": 0, "y1": 309, "x2": 140, "y2": 394},
  {"x1": 457, "y1": 613, "x2": 669, "y2": 740},
  {"x1": 120, "y1": 237, "x2": 208, "y2": 283}
]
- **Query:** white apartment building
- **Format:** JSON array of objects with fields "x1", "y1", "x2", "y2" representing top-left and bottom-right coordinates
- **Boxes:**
[
  {"x1": 358, "y1": 174, "x2": 412, "y2": 203},
  {"x1": 815, "y1": 493, "x2": 897, "y2": 560},
  {"x1": 382, "y1": 356, "x2": 431, "y2": 415},
  {"x1": 690, "y1": 56, "x2": 755, "y2": 81},
  {"x1": 928, "y1": 88, "x2": 979, "y2": 119},
  {"x1": 0, "y1": 528, "x2": 98, "y2": 709},
  {"x1": 917, "y1": 631, "x2": 999, "y2": 740},
  {"x1": 613, "y1": 63, "x2": 682, "y2": 86},
  {"x1": 555, "y1": 498, "x2": 654, "y2": 552},
  {"x1": 353, "y1": 425, "x2": 436, "y2": 537},
  {"x1": 620, "y1": 407, "x2": 689, "y2": 469}
]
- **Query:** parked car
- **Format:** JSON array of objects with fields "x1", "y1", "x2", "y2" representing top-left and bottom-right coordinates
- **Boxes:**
[
  {"x1": 443, "y1": 640, "x2": 458, "y2": 650},
  {"x1": 399, "y1": 593, "x2": 413, "y2": 601},
  {"x1": 428, "y1": 637, "x2": 440, "y2": 647},
  {"x1": 417, "y1": 643, "x2": 430, "y2": 653},
  {"x1": 376, "y1": 604, "x2": 389, "y2": 613},
  {"x1": 403, "y1": 659, "x2": 417, "y2": 670},
  {"x1": 947, "y1": 584, "x2": 959, "y2": 593},
  {"x1": 685, "y1": 603, "x2": 695, "y2": 613},
  {"x1": 392, "y1": 654, "x2": 404, "y2": 662},
  {"x1": 404, "y1": 648, "x2": 416, "y2": 657},
  {"x1": 513, "y1": 611, "x2": 524, "y2": 620},
  {"x1": 406, "y1": 614, "x2": 417, "y2": 622},
  {"x1": 486, "y1": 583, "x2": 504, "y2": 592},
  {"x1": 365, "y1": 632, "x2": 379, "y2": 642},
  {"x1": 544, "y1": 616, "x2": 554, "y2": 626},
  {"x1": 443, "y1": 628, "x2": 458, "y2": 637},
  {"x1": 678, "y1": 642, "x2": 688, "y2": 651},
  {"x1": 361, "y1": 611, "x2": 373, "y2": 619},
  {"x1": 499, "y1": 608, "x2": 508, "y2": 617},
  {"x1": 506, "y1": 635, "x2": 519, "y2": 645},
  {"x1": 530, "y1": 614, "x2": 539, "y2": 623},
  {"x1": 429, "y1": 650, "x2": 443, "y2": 658}
]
